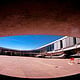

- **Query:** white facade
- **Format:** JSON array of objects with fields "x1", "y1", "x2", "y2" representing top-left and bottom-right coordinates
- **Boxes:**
[
  {"x1": 54, "y1": 42, "x2": 57, "y2": 50},
  {"x1": 57, "y1": 41, "x2": 61, "y2": 50},
  {"x1": 69, "y1": 37, "x2": 74, "y2": 46},
  {"x1": 76, "y1": 38, "x2": 80, "y2": 44},
  {"x1": 62, "y1": 38, "x2": 66, "y2": 48}
]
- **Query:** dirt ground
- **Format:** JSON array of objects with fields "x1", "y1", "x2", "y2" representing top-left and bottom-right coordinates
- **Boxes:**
[{"x1": 0, "y1": 55, "x2": 80, "y2": 79}]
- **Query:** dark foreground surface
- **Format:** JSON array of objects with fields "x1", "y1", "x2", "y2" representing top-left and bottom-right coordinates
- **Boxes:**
[{"x1": 0, "y1": 74, "x2": 80, "y2": 80}]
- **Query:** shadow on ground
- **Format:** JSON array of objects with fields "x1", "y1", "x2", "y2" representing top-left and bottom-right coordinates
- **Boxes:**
[{"x1": 0, "y1": 74, "x2": 80, "y2": 80}]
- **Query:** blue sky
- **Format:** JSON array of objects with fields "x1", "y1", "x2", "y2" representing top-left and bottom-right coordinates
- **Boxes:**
[{"x1": 0, "y1": 35, "x2": 63, "y2": 50}]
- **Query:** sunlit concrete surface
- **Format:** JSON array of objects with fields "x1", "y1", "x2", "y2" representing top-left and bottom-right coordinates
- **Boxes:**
[{"x1": 0, "y1": 55, "x2": 79, "y2": 79}]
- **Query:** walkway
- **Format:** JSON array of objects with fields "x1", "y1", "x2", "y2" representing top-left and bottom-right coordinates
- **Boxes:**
[{"x1": 0, "y1": 55, "x2": 80, "y2": 79}]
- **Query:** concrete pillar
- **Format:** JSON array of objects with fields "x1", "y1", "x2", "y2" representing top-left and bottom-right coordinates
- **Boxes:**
[{"x1": 11, "y1": 51, "x2": 12, "y2": 56}]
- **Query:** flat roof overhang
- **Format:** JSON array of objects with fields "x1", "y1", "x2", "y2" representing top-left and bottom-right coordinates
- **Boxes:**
[{"x1": 0, "y1": 0, "x2": 80, "y2": 37}]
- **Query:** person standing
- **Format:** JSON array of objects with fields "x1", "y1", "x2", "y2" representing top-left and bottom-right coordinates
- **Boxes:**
[{"x1": 70, "y1": 57, "x2": 75, "y2": 64}]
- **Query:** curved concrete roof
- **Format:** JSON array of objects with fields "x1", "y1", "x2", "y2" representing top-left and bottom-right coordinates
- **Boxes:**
[{"x1": 0, "y1": 0, "x2": 80, "y2": 37}]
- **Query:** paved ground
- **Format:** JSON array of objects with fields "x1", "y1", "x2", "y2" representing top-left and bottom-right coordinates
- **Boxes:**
[{"x1": 0, "y1": 55, "x2": 80, "y2": 79}]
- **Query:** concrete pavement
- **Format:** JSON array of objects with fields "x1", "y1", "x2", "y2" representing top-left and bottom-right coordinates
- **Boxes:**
[{"x1": 0, "y1": 55, "x2": 80, "y2": 79}]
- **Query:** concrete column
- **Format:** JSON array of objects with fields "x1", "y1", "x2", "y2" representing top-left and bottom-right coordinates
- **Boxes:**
[{"x1": 11, "y1": 51, "x2": 12, "y2": 56}]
